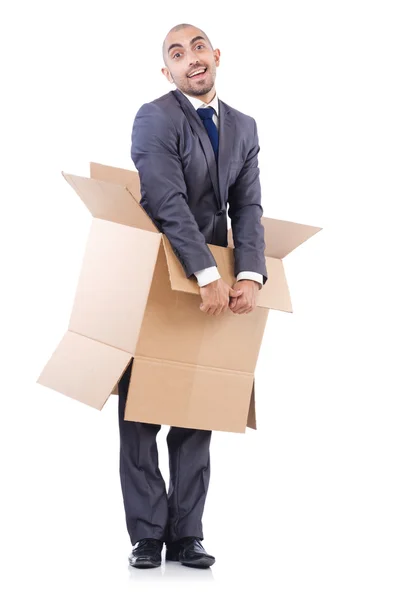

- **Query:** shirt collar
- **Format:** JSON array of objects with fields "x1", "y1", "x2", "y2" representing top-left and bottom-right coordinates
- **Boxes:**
[{"x1": 180, "y1": 90, "x2": 219, "y2": 115}]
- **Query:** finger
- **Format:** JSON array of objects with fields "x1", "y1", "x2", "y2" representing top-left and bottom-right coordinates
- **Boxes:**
[
  {"x1": 201, "y1": 303, "x2": 214, "y2": 314},
  {"x1": 212, "y1": 303, "x2": 221, "y2": 316},
  {"x1": 231, "y1": 303, "x2": 245, "y2": 314},
  {"x1": 244, "y1": 305, "x2": 254, "y2": 314},
  {"x1": 229, "y1": 299, "x2": 239, "y2": 312},
  {"x1": 229, "y1": 298, "x2": 237, "y2": 309},
  {"x1": 229, "y1": 289, "x2": 244, "y2": 298},
  {"x1": 231, "y1": 297, "x2": 244, "y2": 311},
  {"x1": 236, "y1": 304, "x2": 249, "y2": 314},
  {"x1": 219, "y1": 302, "x2": 228, "y2": 314}
]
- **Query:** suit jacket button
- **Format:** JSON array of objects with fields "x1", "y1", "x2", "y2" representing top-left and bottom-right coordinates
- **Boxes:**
[{"x1": 216, "y1": 210, "x2": 225, "y2": 216}]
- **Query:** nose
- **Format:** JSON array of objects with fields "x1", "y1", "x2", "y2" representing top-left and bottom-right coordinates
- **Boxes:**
[{"x1": 186, "y1": 49, "x2": 200, "y2": 65}]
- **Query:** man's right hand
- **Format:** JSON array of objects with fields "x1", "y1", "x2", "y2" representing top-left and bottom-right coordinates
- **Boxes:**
[{"x1": 199, "y1": 279, "x2": 243, "y2": 316}]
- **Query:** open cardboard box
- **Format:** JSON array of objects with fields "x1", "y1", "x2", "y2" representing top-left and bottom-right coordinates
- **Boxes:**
[{"x1": 37, "y1": 163, "x2": 321, "y2": 433}]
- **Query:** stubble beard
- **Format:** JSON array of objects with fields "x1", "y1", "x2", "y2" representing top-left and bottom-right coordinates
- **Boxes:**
[{"x1": 176, "y1": 67, "x2": 216, "y2": 97}]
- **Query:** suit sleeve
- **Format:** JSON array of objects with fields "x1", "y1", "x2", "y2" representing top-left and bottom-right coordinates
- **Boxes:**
[
  {"x1": 227, "y1": 118, "x2": 268, "y2": 284},
  {"x1": 131, "y1": 102, "x2": 217, "y2": 278}
]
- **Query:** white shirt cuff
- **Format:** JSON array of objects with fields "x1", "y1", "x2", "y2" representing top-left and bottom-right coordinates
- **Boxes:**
[
  {"x1": 236, "y1": 271, "x2": 263, "y2": 289},
  {"x1": 194, "y1": 266, "x2": 221, "y2": 287}
]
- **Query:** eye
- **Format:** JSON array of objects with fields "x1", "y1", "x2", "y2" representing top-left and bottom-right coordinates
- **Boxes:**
[
  {"x1": 173, "y1": 52, "x2": 182, "y2": 59},
  {"x1": 196, "y1": 44, "x2": 205, "y2": 50}
]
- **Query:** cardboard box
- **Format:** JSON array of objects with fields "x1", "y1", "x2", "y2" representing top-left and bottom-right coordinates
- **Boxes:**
[{"x1": 37, "y1": 163, "x2": 321, "y2": 433}]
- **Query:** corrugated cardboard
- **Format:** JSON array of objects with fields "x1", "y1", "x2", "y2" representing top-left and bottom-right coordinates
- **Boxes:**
[{"x1": 37, "y1": 162, "x2": 321, "y2": 433}]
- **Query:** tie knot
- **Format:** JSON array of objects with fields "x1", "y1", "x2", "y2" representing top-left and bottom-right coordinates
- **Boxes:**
[{"x1": 197, "y1": 107, "x2": 215, "y2": 121}]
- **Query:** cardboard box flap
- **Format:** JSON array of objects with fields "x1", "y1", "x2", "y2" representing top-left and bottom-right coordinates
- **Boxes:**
[
  {"x1": 89, "y1": 162, "x2": 141, "y2": 204},
  {"x1": 37, "y1": 331, "x2": 131, "y2": 410},
  {"x1": 247, "y1": 381, "x2": 257, "y2": 430},
  {"x1": 69, "y1": 218, "x2": 161, "y2": 354},
  {"x1": 62, "y1": 172, "x2": 158, "y2": 233},
  {"x1": 161, "y1": 236, "x2": 292, "y2": 312},
  {"x1": 228, "y1": 217, "x2": 322, "y2": 258},
  {"x1": 124, "y1": 356, "x2": 254, "y2": 433}
]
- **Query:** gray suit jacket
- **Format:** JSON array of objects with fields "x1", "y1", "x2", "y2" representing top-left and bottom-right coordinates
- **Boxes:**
[{"x1": 130, "y1": 88, "x2": 267, "y2": 283}]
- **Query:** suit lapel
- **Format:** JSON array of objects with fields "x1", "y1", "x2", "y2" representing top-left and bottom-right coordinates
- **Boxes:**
[
  {"x1": 172, "y1": 89, "x2": 222, "y2": 209},
  {"x1": 218, "y1": 100, "x2": 236, "y2": 209}
]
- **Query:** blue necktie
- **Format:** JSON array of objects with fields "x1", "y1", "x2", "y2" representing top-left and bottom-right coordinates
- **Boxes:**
[{"x1": 197, "y1": 107, "x2": 219, "y2": 160}]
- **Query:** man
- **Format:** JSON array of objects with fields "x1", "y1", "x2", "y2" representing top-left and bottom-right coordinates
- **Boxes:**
[{"x1": 118, "y1": 23, "x2": 267, "y2": 570}]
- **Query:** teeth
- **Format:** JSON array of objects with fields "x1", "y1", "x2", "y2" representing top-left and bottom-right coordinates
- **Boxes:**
[{"x1": 189, "y1": 68, "x2": 206, "y2": 77}]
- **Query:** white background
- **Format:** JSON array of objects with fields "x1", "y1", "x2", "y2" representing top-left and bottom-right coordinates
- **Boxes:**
[{"x1": 1, "y1": 1, "x2": 396, "y2": 598}]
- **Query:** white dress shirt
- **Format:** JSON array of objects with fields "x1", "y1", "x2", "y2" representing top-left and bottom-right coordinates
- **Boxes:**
[{"x1": 180, "y1": 90, "x2": 263, "y2": 289}]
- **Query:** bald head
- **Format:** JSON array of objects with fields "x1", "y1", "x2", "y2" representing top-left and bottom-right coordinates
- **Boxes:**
[
  {"x1": 162, "y1": 23, "x2": 213, "y2": 65},
  {"x1": 161, "y1": 23, "x2": 220, "y2": 103}
]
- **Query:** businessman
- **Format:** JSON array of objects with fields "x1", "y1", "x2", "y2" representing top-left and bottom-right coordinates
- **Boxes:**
[{"x1": 119, "y1": 23, "x2": 267, "y2": 569}]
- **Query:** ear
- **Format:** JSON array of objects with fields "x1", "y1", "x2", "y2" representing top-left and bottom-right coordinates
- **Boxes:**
[
  {"x1": 213, "y1": 49, "x2": 221, "y2": 67},
  {"x1": 161, "y1": 67, "x2": 174, "y2": 83}
]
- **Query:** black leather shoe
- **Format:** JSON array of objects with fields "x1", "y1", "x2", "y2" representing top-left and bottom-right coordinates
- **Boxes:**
[
  {"x1": 166, "y1": 537, "x2": 215, "y2": 568},
  {"x1": 128, "y1": 538, "x2": 163, "y2": 568}
]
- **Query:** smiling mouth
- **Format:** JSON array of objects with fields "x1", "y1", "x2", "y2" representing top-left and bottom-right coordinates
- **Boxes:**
[{"x1": 187, "y1": 67, "x2": 207, "y2": 79}]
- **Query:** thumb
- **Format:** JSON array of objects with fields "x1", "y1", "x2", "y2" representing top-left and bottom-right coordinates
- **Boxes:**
[{"x1": 229, "y1": 288, "x2": 243, "y2": 297}]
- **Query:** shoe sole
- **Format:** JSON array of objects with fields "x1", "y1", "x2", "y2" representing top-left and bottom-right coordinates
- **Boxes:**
[
  {"x1": 129, "y1": 557, "x2": 161, "y2": 569},
  {"x1": 166, "y1": 553, "x2": 215, "y2": 569}
]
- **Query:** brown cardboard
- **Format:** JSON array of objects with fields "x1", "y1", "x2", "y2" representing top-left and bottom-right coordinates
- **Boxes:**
[
  {"x1": 37, "y1": 163, "x2": 321, "y2": 433},
  {"x1": 162, "y1": 236, "x2": 292, "y2": 312},
  {"x1": 228, "y1": 216, "x2": 322, "y2": 258}
]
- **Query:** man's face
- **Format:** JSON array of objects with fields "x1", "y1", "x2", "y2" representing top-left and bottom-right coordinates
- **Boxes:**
[{"x1": 162, "y1": 27, "x2": 220, "y2": 97}]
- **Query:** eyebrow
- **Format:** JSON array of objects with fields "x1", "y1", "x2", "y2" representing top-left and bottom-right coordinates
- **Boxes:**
[{"x1": 167, "y1": 36, "x2": 206, "y2": 55}]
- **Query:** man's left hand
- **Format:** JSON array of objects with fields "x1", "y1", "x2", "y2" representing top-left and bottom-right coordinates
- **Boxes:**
[{"x1": 229, "y1": 280, "x2": 261, "y2": 314}]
